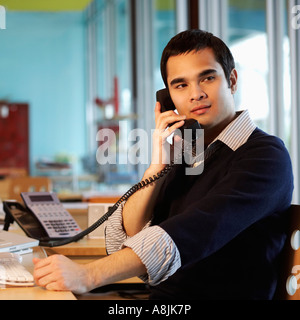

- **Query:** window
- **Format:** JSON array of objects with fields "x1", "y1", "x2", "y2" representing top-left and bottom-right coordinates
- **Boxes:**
[
  {"x1": 90, "y1": 0, "x2": 137, "y2": 189},
  {"x1": 153, "y1": 0, "x2": 176, "y2": 92},
  {"x1": 227, "y1": 0, "x2": 295, "y2": 200},
  {"x1": 134, "y1": 0, "x2": 176, "y2": 177},
  {"x1": 228, "y1": 0, "x2": 270, "y2": 132},
  {"x1": 86, "y1": 0, "x2": 176, "y2": 189}
]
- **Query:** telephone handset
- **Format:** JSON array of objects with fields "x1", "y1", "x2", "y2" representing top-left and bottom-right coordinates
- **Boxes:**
[
  {"x1": 3, "y1": 90, "x2": 201, "y2": 248},
  {"x1": 156, "y1": 88, "x2": 176, "y2": 112},
  {"x1": 156, "y1": 89, "x2": 200, "y2": 140}
]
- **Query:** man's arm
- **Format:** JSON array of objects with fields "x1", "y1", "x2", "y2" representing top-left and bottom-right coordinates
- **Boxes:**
[{"x1": 33, "y1": 247, "x2": 147, "y2": 294}]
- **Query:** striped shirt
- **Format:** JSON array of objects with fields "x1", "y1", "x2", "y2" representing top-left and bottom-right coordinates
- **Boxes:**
[{"x1": 105, "y1": 110, "x2": 257, "y2": 286}]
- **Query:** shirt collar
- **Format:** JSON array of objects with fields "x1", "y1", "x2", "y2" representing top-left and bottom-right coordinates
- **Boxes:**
[{"x1": 208, "y1": 110, "x2": 257, "y2": 151}]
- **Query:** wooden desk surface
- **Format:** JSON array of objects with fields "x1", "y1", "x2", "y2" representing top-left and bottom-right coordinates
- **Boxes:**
[
  {"x1": 45, "y1": 237, "x2": 107, "y2": 256},
  {"x1": 0, "y1": 286, "x2": 76, "y2": 300}
]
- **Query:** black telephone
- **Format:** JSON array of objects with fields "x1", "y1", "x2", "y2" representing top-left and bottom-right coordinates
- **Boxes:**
[
  {"x1": 3, "y1": 192, "x2": 81, "y2": 243},
  {"x1": 3, "y1": 89, "x2": 201, "y2": 248}
]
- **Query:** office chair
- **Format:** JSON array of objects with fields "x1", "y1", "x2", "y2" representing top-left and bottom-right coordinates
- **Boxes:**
[
  {"x1": 275, "y1": 205, "x2": 300, "y2": 300},
  {"x1": 8, "y1": 176, "x2": 52, "y2": 203}
]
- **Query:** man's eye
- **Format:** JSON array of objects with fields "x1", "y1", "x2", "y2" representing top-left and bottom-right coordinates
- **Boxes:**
[
  {"x1": 176, "y1": 84, "x2": 187, "y2": 89},
  {"x1": 204, "y1": 76, "x2": 215, "y2": 82}
]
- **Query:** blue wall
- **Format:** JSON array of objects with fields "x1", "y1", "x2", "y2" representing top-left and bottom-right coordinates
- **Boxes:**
[{"x1": 0, "y1": 11, "x2": 87, "y2": 174}]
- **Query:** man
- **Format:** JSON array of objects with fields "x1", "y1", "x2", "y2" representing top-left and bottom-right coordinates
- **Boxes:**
[{"x1": 33, "y1": 30, "x2": 293, "y2": 299}]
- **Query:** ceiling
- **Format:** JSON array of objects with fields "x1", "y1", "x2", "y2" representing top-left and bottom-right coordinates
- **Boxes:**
[
  {"x1": 0, "y1": 0, "x2": 93, "y2": 11},
  {"x1": 0, "y1": 0, "x2": 267, "y2": 12}
]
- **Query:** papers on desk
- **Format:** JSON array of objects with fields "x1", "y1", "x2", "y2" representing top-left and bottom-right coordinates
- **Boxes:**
[{"x1": 0, "y1": 230, "x2": 39, "y2": 255}]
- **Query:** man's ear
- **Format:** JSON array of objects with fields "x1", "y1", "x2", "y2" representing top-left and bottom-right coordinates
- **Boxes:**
[{"x1": 229, "y1": 68, "x2": 238, "y2": 94}]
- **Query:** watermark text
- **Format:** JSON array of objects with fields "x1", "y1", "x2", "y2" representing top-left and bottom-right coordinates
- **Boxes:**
[
  {"x1": 96, "y1": 121, "x2": 204, "y2": 176},
  {"x1": 291, "y1": 5, "x2": 300, "y2": 30}
]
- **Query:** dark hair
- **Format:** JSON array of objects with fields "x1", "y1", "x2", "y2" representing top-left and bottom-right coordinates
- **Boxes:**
[{"x1": 160, "y1": 29, "x2": 235, "y2": 88}]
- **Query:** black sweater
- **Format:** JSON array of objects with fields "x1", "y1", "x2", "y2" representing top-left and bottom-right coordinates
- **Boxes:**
[{"x1": 150, "y1": 128, "x2": 294, "y2": 300}]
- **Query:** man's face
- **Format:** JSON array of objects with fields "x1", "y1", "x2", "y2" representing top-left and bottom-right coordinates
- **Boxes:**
[{"x1": 166, "y1": 48, "x2": 238, "y2": 133}]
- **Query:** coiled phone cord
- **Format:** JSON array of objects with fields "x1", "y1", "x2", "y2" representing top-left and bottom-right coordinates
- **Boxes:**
[
  {"x1": 41, "y1": 119, "x2": 201, "y2": 247},
  {"x1": 40, "y1": 160, "x2": 176, "y2": 247}
]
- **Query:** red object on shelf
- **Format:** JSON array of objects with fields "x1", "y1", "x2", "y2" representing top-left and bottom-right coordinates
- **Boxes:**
[
  {"x1": 0, "y1": 103, "x2": 29, "y2": 173},
  {"x1": 94, "y1": 76, "x2": 119, "y2": 116}
]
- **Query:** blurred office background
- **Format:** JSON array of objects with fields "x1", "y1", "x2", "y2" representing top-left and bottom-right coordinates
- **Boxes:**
[{"x1": 0, "y1": 0, "x2": 299, "y2": 202}]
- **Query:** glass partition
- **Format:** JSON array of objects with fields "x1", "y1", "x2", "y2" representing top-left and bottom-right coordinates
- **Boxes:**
[{"x1": 228, "y1": 0, "x2": 270, "y2": 132}]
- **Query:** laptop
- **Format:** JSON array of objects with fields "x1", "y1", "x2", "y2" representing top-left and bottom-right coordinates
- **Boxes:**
[{"x1": 0, "y1": 230, "x2": 39, "y2": 254}]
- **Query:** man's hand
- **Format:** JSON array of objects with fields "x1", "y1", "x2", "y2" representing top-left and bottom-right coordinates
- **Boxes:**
[
  {"x1": 33, "y1": 248, "x2": 147, "y2": 295},
  {"x1": 151, "y1": 102, "x2": 186, "y2": 171},
  {"x1": 33, "y1": 254, "x2": 90, "y2": 294}
]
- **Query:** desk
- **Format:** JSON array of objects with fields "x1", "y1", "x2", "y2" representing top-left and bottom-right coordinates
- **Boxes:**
[
  {"x1": 0, "y1": 239, "x2": 144, "y2": 300},
  {"x1": 0, "y1": 232, "x2": 144, "y2": 300},
  {"x1": 0, "y1": 205, "x2": 145, "y2": 300},
  {"x1": 0, "y1": 247, "x2": 76, "y2": 300}
]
